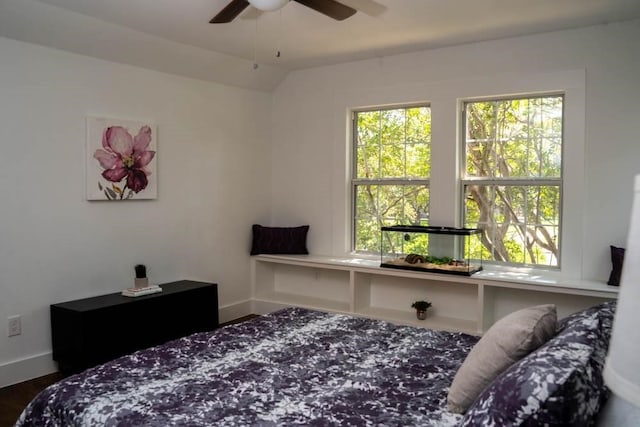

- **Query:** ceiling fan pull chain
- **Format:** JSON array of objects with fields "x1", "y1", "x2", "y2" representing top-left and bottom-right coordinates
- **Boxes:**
[
  {"x1": 253, "y1": 18, "x2": 259, "y2": 69},
  {"x1": 276, "y1": 8, "x2": 282, "y2": 58}
]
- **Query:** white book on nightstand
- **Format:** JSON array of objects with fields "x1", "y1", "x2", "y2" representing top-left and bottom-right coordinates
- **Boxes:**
[{"x1": 121, "y1": 285, "x2": 162, "y2": 297}]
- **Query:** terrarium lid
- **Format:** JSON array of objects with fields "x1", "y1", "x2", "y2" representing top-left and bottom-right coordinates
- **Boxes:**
[{"x1": 381, "y1": 225, "x2": 481, "y2": 235}]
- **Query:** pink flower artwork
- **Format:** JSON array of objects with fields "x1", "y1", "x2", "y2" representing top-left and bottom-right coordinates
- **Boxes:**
[{"x1": 87, "y1": 118, "x2": 157, "y2": 200}]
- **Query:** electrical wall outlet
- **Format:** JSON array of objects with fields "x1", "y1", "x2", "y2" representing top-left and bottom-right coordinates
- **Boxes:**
[{"x1": 8, "y1": 315, "x2": 21, "y2": 337}]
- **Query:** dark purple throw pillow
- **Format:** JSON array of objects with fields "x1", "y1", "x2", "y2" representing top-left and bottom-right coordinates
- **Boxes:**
[
  {"x1": 250, "y1": 224, "x2": 309, "y2": 255},
  {"x1": 607, "y1": 245, "x2": 625, "y2": 286}
]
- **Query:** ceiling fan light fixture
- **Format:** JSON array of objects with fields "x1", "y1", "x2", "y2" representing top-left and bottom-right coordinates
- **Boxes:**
[{"x1": 248, "y1": 0, "x2": 289, "y2": 12}]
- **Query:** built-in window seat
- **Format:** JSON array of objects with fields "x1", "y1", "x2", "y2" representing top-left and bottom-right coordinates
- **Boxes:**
[{"x1": 251, "y1": 254, "x2": 618, "y2": 335}]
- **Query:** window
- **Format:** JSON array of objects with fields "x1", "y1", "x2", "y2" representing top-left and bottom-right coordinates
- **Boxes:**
[
  {"x1": 352, "y1": 105, "x2": 431, "y2": 253},
  {"x1": 462, "y1": 95, "x2": 563, "y2": 267}
]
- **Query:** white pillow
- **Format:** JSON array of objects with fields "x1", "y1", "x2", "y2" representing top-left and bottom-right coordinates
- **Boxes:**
[{"x1": 447, "y1": 304, "x2": 557, "y2": 413}]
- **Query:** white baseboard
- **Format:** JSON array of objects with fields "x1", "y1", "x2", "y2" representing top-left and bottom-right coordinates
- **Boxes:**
[
  {"x1": 218, "y1": 299, "x2": 253, "y2": 324},
  {"x1": 0, "y1": 352, "x2": 57, "y2": 388},
  {"x1": 251, "y1": 299, "x2": 290, "y2": 315}
]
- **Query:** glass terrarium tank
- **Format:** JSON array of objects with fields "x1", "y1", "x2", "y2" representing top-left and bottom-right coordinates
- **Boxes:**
[{"x1": 380, "y1": 225, "x2": 483, "y2": 276}]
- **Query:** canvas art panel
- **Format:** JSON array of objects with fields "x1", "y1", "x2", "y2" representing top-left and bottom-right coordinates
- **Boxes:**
[{"x1": 86, "y1": 117, "x2": 157, "y2": 200}]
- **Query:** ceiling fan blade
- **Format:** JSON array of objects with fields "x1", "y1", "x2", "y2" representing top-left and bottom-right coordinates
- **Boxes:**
[
  {"x1": 210, "y1": 0, "x2": 250, "y2": 23},
  {"x1": 293, "y1": 0, "x2": 356, "y2": 21}
]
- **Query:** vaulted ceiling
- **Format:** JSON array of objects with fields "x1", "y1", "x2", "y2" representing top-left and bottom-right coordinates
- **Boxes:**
[{"x1": 1, "y1": 0, "x2": 639, "y2": 91}]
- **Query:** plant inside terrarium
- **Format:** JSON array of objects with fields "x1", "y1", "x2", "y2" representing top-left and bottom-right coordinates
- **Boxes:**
[{"x1": 423, "y1": 255, "x2": 453, "y2": 265}]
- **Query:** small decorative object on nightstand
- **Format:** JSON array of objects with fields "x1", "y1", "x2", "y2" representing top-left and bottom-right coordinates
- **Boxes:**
[
  {"x1": 135, "y1": 264, "x2": 149, "y2": 288},
  {"x1": 412, "y1": 300, "x2": 432, "y2": 320},
  {"x1": 122, "y1": 285, "x2": 162, "y2": 297},
  {"x1": 122, "y1": 264, "x2": 161, "y2": 297}
]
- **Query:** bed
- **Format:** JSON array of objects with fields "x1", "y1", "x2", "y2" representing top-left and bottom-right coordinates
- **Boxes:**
[{"x1": 16, "y1": 301, "x2": 615, "y2": 426}]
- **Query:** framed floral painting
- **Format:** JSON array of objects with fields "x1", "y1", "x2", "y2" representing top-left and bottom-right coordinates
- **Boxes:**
[{"x1": 86, "y1": 117, "x2": 157, "y2": 200}]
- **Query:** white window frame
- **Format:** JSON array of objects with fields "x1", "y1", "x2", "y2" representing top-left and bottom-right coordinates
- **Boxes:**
[
  {"x1": 351, "y1": 104, "x2": 431, "y2": 254},
  {"x1": 332, "y1": 69, "x2": 584, "y2": 277},
  {"x1": 460, "y1": 93, "x2": 565, "y2": 269}
]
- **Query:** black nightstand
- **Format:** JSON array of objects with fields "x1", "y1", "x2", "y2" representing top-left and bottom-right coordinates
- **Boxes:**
[{"x1": 51, "y1": 280, "x2": 218, "y2": 372}]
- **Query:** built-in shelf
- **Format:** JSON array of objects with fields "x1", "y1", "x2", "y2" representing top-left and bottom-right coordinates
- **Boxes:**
[
  {"x1": 251, "y1": 254, "x2": 619, "y2": 335},
  {"x1": 254, "y1": 290, "x2": 351, "y2": 313}
]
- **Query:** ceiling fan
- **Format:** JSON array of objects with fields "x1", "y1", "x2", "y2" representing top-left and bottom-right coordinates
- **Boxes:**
[{"x1": 210, "y1": 0, "x2": 357, "y2": 23}]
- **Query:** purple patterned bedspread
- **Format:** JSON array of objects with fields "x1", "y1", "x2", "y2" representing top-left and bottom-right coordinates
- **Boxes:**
[{"x1": 16, "y1": 308, "x2": 478, "y2": 426}]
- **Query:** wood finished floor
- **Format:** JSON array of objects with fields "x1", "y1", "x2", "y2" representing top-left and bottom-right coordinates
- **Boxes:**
[{"x1": 0, "y1": 314, "x2": 259, "y2": 427}]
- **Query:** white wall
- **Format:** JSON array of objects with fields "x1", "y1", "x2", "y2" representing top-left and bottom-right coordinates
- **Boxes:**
[
  {"x1": 271, "y1": 19, "x2": 640, "y2": 282},
  {"x1": 0, "y1": 37, "x2": 272, "y2": 386}
]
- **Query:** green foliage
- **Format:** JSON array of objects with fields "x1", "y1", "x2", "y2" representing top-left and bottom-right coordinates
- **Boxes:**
[
  {"x1": 411, "y1": 300, "x2": 432, "y2": 311},
  {"x1": 356, "y1": 107, "x2": 431, "y2": 179}
]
